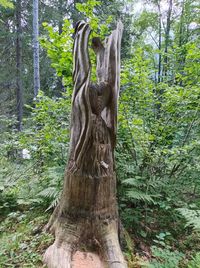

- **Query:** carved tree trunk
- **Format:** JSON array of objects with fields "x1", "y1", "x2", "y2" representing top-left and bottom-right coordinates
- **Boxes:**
[{"x1": 43, "y1": 21, "x2": 127, "y2": 268}]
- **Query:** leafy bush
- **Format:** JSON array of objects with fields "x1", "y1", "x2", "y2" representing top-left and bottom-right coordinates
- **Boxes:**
[
  {"x1": 0, "y1": 92, "x2": 71, "y2": 211},
  {"x1": 146, "y1": 246, "x2": 184, "y2": 268},
  {"x1": 177, "y1": 208, "x2": 200, "y2": 232},
  {"x1": 116, "y1": 43, "x2": 200, "y2": 243},
  {"x1": 187, "y1": 253, "x2": 200, "y2": 268},
  {"x1": 0, "y1": 210, "x2": 53, "y2": 267}
]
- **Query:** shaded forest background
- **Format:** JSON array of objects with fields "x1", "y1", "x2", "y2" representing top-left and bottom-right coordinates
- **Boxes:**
[{"x1": 0, "y1": 0, "x2": 200, "y2": 267}]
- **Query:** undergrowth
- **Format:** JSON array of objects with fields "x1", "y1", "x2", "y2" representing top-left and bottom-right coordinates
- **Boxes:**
[{"x1": 0, "y1": 210, "x2": 53, "y2": 267}]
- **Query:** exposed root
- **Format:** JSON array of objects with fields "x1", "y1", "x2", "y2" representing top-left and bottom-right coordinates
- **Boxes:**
[
  {"x1": 43, "y1": 219, "x2": 82, "y2": 268},
  {"x1": 100, "y1": 221, "x2": 128, "y2": 268},
  {"x1": 44, "y1": 217, "x2": 127, "y2": 268},
  {"x1": 43, "y1": 242, "x2": 72, "y2": 268}
]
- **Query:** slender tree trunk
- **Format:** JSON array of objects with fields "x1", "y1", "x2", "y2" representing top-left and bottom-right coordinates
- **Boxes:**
[
  {"x1": 16, "y1": 0, "x2": 23, "y2": 131},
  {"x1": 33, "y1": 0, "x2": 40, "y2": 99},
  {"x1": 71, "y1": 0, "x2": 84, "y2": 30},
  {"x1": 58, "y1": 0, "x2": 63, "y2": 35},
  {"x1": 55, "y1": 0, "x2": 65, "y2": 96},
  {"x1": 157, "y1": 1, "x2": 162, "y2": 83},
  {"x1": 155, "y1": 1, "x2": 163, "y2": 118},
  {"x1": 178, "y1": 0, "x2": 184, "y2": 48},
  {"x1": 177, "y1": 0, "x2": 188, "y2": 86},
  {"x1": 163, "y1": 0, "x2": 173, "y2": 79}
]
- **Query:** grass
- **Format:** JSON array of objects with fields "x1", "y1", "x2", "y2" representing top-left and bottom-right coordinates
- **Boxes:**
[{"x1": 0, "y1": 209, "x2": 53, "y2": 268}]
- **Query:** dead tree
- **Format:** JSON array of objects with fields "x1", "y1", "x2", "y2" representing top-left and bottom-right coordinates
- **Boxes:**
[{"x1": 43, "y1": 21, "x2": 127, "y2": 268}]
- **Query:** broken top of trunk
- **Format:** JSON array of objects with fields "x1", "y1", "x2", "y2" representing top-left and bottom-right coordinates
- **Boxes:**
[
  {"x1": 43, "y1": 21, "x2": 127, "y2": 268},
  {"x1": 69, "y1": 20, "x2": 123, "y2": 173}
]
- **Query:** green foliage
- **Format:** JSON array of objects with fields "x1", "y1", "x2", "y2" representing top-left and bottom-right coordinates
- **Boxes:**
[
  {"x1": 146, "y1": 246, "x2": 184, "y2": 268},
  {"x1": 183, "y1": 42, "x2": 200, "y2": 85},
  {"x1": 40, "y1": 1, "x2": 113, "y2": 91},
  {"x1": 0, "y1": 91, "x2": 71, "y2": 212},
  {"x1": 187, "y1": 253, "x2": 200, "y2": 268},
  {"x1": 76, "y1": 0, "x2": 113, "y2": 37},
  {"x1": 0, "y1": 0, "x2": 13, "y2": 8},
  {"x1": 21, "y1": 91, "x2": 70, "y2": 165},
  {"x1": 0, "y1": 210, "x2": 53, "y2": 267},
  {"x1": 117, "y1": 27, "x2": 200, "y2": 251},
  {"x1": 76, "y1": 0, "x2": 101, "y2": 33},
  {"x1": 177, "y1": 208, "x2": 200, "y2": 231},
  {"x1": 142, "y1": 232, "x2": 185, "y2": 267},
  {"x1": 40, "y1": 20, "x2": 73, "y2": 86},
  {"x1": 17, "y1": 92, "x2": 70, "y2": 207},
  {"x1": 121, "y1": 175, "x2": 155, "y2": 203}
]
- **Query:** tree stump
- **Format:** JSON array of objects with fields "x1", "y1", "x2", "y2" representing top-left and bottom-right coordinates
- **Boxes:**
[{"x1": 43, "y1": 21, "x2": 127, "y2": 268}]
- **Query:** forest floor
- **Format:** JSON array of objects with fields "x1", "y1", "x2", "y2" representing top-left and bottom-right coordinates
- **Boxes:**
[
  {"x1": 1, "y1": 207, "x2": 199, "y2": 267},
  {"x1": 0, "y1": 209, "x2": 53, "y2": 267},
  {"x1": 0, "y1": 209, "x2": 126, "y2": 268}
]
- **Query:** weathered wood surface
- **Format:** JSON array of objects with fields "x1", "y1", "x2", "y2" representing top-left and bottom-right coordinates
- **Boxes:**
[
  {"x1": 72, "y1": 251, "x2": 104, "y2": 268},
  {"x1": 43, "y1": 21, "x2": 127, "y2": 268}
]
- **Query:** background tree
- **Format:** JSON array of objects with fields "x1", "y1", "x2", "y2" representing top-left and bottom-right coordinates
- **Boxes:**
[
  {"x1": 16, "y1": 0, "x2": 23, "y2": 131},
  {"x1": 33, "y1": 0, "x2": 40, "y2": 99}
]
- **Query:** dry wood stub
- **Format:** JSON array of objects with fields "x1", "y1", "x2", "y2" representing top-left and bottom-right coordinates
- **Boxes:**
[{"x1": 43, "y1": 21, "x2": 127, "y2": 268}]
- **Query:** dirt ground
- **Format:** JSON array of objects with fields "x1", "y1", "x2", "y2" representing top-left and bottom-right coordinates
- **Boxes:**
[{"x1": 72, "y1": 251, "x2": 105, "y2": 268}]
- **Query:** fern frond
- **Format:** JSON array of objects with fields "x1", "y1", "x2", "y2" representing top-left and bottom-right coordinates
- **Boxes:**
[
  {"x1": 177, "y1": 208, "x2": 200, "y2": 231},
  {"x1": 122, "y1": 178, "x2": 140, "y2": 186},
  {"x1": 37, "y1": 187, "x2": 59, "y2": 199},
  {"x1": 17, "y1": 198, "x2": 43, "y2": 205},
  {"x1": 46, "y1": 194, "x2": 61, "y2": 211},
  {"x1": 187, "y1": 252, "x2": 200, "y2": 268},
  {"x1": 126, "y1": 190, "x2": 154, "y2": 203}
]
